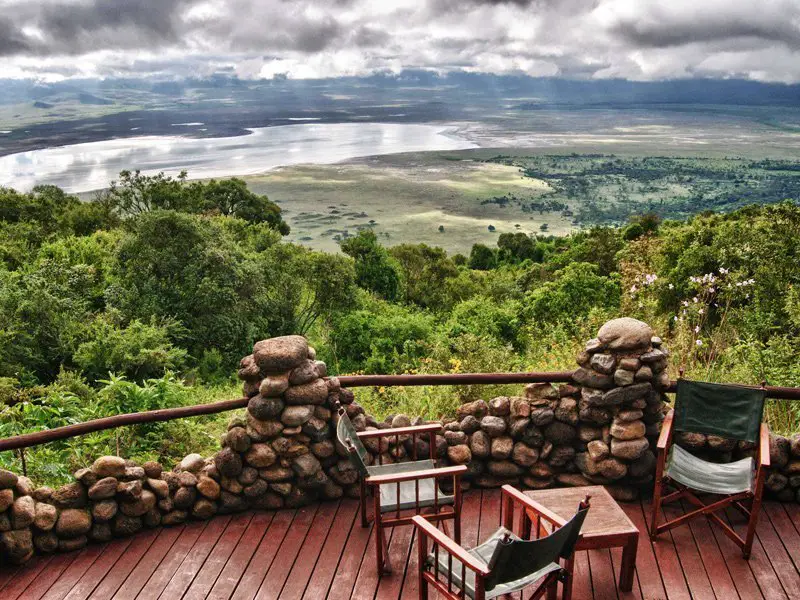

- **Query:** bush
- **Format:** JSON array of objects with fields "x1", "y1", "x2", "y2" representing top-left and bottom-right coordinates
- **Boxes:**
[{"x1": 74, "y1": 317, "x2": 187, "y2": 382}]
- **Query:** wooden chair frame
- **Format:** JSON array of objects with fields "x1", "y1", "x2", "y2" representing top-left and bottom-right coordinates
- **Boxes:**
[
  {"x1": 413, "y1": 485, "x2": 587, "y2": 600},
  {"x1": 344, "y1": 422, "x2": 467, "y2": 576},
  {"x1": 649, "y1": 407, "x2": 770, "y2": 559}
]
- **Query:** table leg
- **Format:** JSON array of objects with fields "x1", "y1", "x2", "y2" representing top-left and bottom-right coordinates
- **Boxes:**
[{"x1": 619, "y1": 533, "x2": 638, "y2": 592}]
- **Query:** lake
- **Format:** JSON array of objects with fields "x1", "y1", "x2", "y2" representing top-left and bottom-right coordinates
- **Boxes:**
[{"x1": 0, "y1": 123, "x2": 476, "y2": 193}]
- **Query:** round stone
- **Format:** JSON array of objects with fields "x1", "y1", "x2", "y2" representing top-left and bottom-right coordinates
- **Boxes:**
[
  {"x1": 480, "y1": 416, "x2": 507, "y2": 437},
  {"x1": 511, "y1": 443, "x2": 538, "y2": 467},
  {"x1": 470, "y1": 431, "x2": 491, "y2": 458},
  {"x1": 215, "y1": 448, "x2": 243, "y2": 478},
  {"x1": 259, "y1": 375, "x2": 290, "y2": 398},
  {"x1": 447, "y1": 444, "x2": 472, "y2": 465},
  {"x1": 281, "y1": 405, "x2": 314, "y2": 426},
  {"x1": 284, "y1": 379, "x2": 329, "y2": 405},
  {"x1": 610, "y1": 420, "x2": 646, "y2": 440},
  {"x1": 610, "y1": 438, "x2": 649, "y2": 461},
  {"x1": 91, "y1": 456, "x2": 126, "y2": 478},
  {"x1": 597, "y1": 318, "x2": 654, "y2": 351},
  {"x1": 92, "y1": 500, "x2": 118, "y2": 522},
  {"x1": 11, "y1": 496, "x2": 35, "y2": 529},
  {"x1": 56, "y1": 508, "x2": 92, "y2": 538},
  {"x1": 197, "y1": 477, "x2": 221, "y2": 500},
  {"x1": 253, "y1": 335, "x2": 309, "y2": 372},
  {"x1": 33, "y1": 502, "x2": 57, "y2": 531}
]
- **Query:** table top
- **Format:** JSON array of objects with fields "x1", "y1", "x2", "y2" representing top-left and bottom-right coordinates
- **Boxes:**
[{"x1": 524, "y1": 485, "x2": 639, "y2": 540}]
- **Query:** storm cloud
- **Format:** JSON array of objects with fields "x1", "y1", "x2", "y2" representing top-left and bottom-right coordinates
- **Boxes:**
[{"x1": 0, "y1": 0, "x2": 799, "y2": 82}]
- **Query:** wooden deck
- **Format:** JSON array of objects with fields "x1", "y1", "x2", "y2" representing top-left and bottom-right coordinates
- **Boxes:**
[{"x1": 3, "y1": 489, "x2": 800, "y2": 599}]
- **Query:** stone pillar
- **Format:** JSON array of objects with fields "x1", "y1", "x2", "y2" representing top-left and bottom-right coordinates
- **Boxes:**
[
  {"x1": 234, "y1": 335, "x2": 342, "y2": 508},
  {"x1": 571, "y1": 317, "x2": 669, "y2": 499}
]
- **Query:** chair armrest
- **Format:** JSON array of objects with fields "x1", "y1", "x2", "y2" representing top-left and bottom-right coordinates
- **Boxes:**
[
  {"x1": 501, "y1": 485, "x2": 567, "y2": 527},
  {"x1": 365, "y1": 465, "x2": 467, "y2": 486},
  {"x1": 760, "y1": 423, "x2": 770, "y2": 468},
  {"x1": 657, "y1": 409, "x2": 675, "y2": 451},
  {"x1": 411, "y1": 515, "x2": 491, "y2": 576},
  {"x1": 356, "y1": 423, "x2": 442, "y2": 439}
]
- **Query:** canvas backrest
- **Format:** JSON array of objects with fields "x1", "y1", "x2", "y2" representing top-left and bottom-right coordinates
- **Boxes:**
[
  {"x1": 674, "y1": 378, "x2": 765, "y2": 443},
  {"x1": 485, "y1": 504, "x2": 589, "y2": 592},
  {"x1": 335, "y1": 409, "x2": 370, "y2": 477}
]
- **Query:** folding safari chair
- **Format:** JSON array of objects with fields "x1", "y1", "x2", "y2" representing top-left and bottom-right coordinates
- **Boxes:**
[
  {"x1": 335, "y1": 407, "x2": 467, "y2": 576},
  {"x1": 413, "y1": 485, "x2": 590, "y2": 600},
  {"x1": 649, "y1": 378, "x2": 768, "y2": 558}
]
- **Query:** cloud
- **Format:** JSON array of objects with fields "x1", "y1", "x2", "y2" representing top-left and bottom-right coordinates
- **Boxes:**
[{"x1": 0, "y1": 0, "x2": 799, "y2": 82}]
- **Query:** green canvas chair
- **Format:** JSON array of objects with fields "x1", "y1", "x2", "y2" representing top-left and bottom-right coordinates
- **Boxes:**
[
  {"x1": 335, "y1": 407, "x2": 466, "y2": 576},
  {"x1": 649, "y1": 378, "x2": 768, "y2": 558},
  {"x1": 413, "y1": 485, "x2": 590, "y2": 600}
]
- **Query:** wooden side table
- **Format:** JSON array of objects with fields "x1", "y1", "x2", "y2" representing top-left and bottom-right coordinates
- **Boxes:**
[{"x1": 524, "y1": 485, "x2": 639, "y2": 599}]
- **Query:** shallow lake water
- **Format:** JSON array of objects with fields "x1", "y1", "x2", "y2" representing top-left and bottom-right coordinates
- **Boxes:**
[{"x1": 0, "y1": 122, "x2": 476, "y2": 192}]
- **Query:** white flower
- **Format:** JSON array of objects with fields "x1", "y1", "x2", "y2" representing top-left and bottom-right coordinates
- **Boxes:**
[
  {"x1": 698, "y1": 308, "x2": 704, "y2": 314},
  {"x1": 694, "y1": 326, "x2": 700, "y2": 333},
  {"x1": 668, "y1": 283, "x2": 674, "y2": 290},
  {"x1": 719, "y1": 267, "x2": 728, "y2": 274},
  {"x1": 630, "y1": 285, "x2": 637, "y2": 293},
  {"x1": 693, "y1": 297, "x2": 698, "y2": 303},
  {"x1": 696, "y1": 339, "x2": 703, "y2": 346}
]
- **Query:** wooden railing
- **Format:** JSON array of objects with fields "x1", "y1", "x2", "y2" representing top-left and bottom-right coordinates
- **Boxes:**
[{"x1": 1, "y1": 371, "x2": 799, "y2": 452}]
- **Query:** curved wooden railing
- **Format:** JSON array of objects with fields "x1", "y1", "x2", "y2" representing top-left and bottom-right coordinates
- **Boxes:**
[{"x1": 1, "y1": 371, "x2": 799, "y2": 452}]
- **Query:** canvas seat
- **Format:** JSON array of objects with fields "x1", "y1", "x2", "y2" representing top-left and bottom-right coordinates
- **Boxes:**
[
  {"x1": 429, "y1": 526, "x2": 564, "y2": 599},
  {"x1": 650, "y1": 377, "x2": 768, "y2": 559},
  {"x1": 367, "y1": 460, "x2": 455, "y2": 513},
  {"x1": 666, "y1": 444, "x2": 754, "y2": 495},
  {"x1": 414, "y1": 485, "x2": 590, "y2": 600}
]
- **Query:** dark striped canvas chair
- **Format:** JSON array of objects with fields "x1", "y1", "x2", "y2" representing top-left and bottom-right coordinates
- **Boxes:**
[
  {"x1": 413, "y1": 486, "x2": 590, "y2": 600},
  {"x1": 335, "y1": 407, "x2": 466, "y2": 577},
  {"x1": 649, "y1": 378, "x2": 768, "y2": 558}
]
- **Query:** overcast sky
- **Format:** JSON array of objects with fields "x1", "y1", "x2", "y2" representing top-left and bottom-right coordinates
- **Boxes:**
[{"x1": 1, "y1": 0, "x2": 800, "y2": 82}]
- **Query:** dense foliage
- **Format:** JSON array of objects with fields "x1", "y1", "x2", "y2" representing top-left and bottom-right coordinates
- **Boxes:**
[{"x1": 2, "y1": 171, "x2": 800, "y2": 483}]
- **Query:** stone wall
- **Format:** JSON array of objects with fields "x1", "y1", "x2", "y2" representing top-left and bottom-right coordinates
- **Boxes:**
[{"x1": 1, "y1": 320, "x2": 798, "y2": 565}]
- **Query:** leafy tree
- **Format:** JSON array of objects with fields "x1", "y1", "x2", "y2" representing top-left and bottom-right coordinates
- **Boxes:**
[
  {"x1": 188, "y1": 178, "x2": 289, "y2": 233},
  {"x1": 389, "y1": 244, "x2": 459, "y2": 310},
  {"x1": 341, "y1": 229, "x2": 401, "y2": 301},
  {"x1": 524, "y1": 262, "x2": 620, "y2": 325},
  {"x1": 497, "y1": 232, "x2": 543, "y2": 264},
  {"x1": 468, "y1": 243, "x2": 497, "y2": 270}
]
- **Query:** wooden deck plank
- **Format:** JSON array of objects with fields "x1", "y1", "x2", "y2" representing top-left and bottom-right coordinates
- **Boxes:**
[
  {"x1": 300, "y1": 499, "x2": 359, "y2": 600},
  {"x1": 587, "y1": 549, "x2": 618, "y2": 600},
  {"x1": 610, "y1": 545, "x2": 642, "y2": 600},
  {"x1": 349, "y1": 524, "x2": 395, "y2": 600},
  {"x1": 325, "y1": 507, "x2": 373, "y2": 600},
  {"x1": 661, "y1": 502, "x2": 715, "y2": 600},
  {"x1": 183, "y1": 512, "x2": 255, "y2": 600},
  {"x1": 0, "y1": 562, "x2": 22, "y2": 592},
  {"x1": 134, "y1": 520, "x2": 210, "y2": 599},
  {"x1": 229, "y1": 509, "x2": 296, "y2": 600},
  {"x1": 111, "y1": 525, "x2": 187, "y2": 600},
  {"x1": 5, "y1": 496, "x2": 800, "y2": 600},
  {"x1": 156, "y1": 515, "x2": 232, "y2": 599},
  {"x1": 279, "y1": 501, "x2": 340, "y2": 600},
  {"x1": 746, "y1": 503, "x2": 800, "y2": 598},
  {"x1": 621, "y1": 500, "x2": 668, "y2": 600},
  {"x1": 253, "y1": 504, "x2": 319, "y2": 600},
  {"x1": 62, "y1": 538, "x2": 133, "y2": 600},
  {"x1": 571, "y1": 549, "x2": 593, "y2": 600},
  {"x1": 721, "y1": 507, "x2": 787, "y2": 599},
  {"x1": 208, "y1": 512, "x2": 275, "y2": 600},
  {"x1": 86, "y1": 528, "x2": 161, "y2": 599},
  {"x1": 681, "y1": 500, "x2": 740, "y2": 600},
  {"x1": 1, "y1": 555, "x2": 54, "y2": 600},
  {"x1": 643, "y1": 499, "x2": 692, "y2": 600},
  {"x1": 39, "y1": 545, "x2": 106, "y2": 600},
  {"x1": 477, "y1": 488, "x2": 500, "y2": 542},
  {"x1": 11, "y1": 552, "x2": 78, "y2": 600}
]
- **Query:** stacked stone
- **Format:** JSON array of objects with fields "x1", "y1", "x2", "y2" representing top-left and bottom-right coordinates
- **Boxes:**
[
  {"x1": 0, "y1": 453, "x2": 222, "y2": 565},
  {"x1": 234, "y1": 335, "x2": 343, "y2": 508},
  {"x1": 439, "y1": 386, "x2": 585, "y2": 491},
  {"x1": 569, "y1": 317, "x2": 668, "y2": 499}
]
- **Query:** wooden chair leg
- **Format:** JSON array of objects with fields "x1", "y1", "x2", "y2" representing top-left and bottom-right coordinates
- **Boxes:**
[
  {"x1": 418, "y1": 530, "x2": 428, "y2": 600},
  {"x1": 374, "y1": 492, "x2": 391, "y2": 576},
  {"x1": 649, "y1": 480, "x2": 663, "y2": 539},
  {"x1": 562, "y1": 557, "x2": 575, "y2": 600},
  {"x1": 744, "y1": 473, "x2": 767, "y2": 559},
  {"x1": 360, "y1": 478, "x2": 369, "y2": 528}
]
